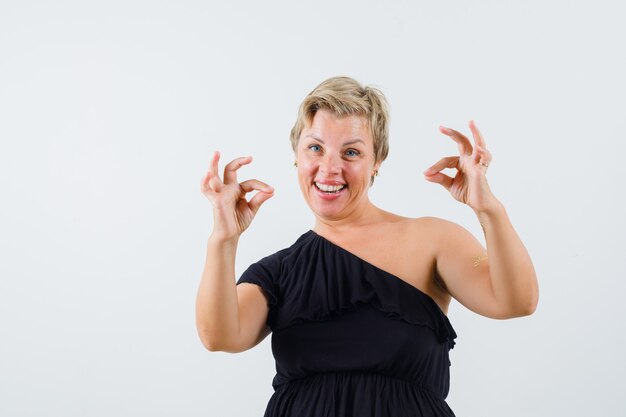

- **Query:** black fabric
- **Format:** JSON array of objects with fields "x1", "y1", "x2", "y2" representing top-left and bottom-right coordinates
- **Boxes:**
[{"x1": 237, "y1": 230, "x2": 457, "y2": 417}]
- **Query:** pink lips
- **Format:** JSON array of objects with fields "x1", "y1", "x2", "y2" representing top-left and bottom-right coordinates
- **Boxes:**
[{"x1": 313, "y1": 181, "x2": 346, "y2": 200}]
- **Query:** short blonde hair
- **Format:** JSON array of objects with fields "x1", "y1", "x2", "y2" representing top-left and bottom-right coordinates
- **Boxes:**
[{"x1": 290, "y1": 76, "x2": 390, "y2": 164}]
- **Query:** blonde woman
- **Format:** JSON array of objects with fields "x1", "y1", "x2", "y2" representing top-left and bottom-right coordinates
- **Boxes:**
[{"x1": 196, "y1": 76, "x2": 538, "y2": 417}]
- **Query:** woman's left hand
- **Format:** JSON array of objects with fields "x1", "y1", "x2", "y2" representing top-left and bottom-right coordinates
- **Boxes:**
[{"x1": 423, "y1": 120, "x2": 500, "y2": 212}]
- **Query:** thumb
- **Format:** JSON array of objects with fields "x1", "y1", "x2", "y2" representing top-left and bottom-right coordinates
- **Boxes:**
[
  {"x1": 424, "y1": 172, "x2": 453, "y2": 191},
  {"x1": 248, "y1": 190, "x2": 275, "y2": 214}
]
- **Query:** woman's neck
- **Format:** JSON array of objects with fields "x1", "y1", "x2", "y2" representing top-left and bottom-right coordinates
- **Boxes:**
[{"x1": 313, "y1": 201, "x2": 385, "y2": 237}]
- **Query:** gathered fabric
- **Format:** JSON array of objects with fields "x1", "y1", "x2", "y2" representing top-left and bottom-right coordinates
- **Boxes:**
[{"x1": 237, "y1": 230, "x2": 457, "y2": 417}]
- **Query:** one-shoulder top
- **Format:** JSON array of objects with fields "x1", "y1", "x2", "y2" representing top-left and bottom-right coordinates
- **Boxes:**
[{"x1": 236, "y1": 230, "x2": 458, "y2": 417}]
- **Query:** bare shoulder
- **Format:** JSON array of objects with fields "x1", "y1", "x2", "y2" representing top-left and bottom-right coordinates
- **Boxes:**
[
  {"x1": 370, "y1": 212, "x2": 465, "y2": 247},
  {"x1": 401, "y1": 217, "x2": 485, "y2": 270},
  {"x1": 409, "y1": 216, "x2": 475, "y2": 244},
  {"x1": 411, "y1": 216, "x2": 462, "y2": 230}
]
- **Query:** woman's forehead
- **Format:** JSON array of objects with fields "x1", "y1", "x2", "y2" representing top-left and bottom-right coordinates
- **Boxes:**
[{"x1": 304, "y1": 110, "x2": 371, "y2": 141}]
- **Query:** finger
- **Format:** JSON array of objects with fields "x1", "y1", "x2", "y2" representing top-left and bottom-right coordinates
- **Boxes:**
[
  {"x1": 248, "y1": 190, "x2": 275, "y2": 214},
  {"x1": 208, "y1": 175, "x2": 223, "y2": 192},
  {"x1": 423, "y1": 156, "x2": 459, "y2": 176},
  {"x1": 469, "y1": 120, "x2": 487, "y2": 149},
  {"x1": 202, "y1": 151, "x2": 223, "y2": 192},
  {"x1": 240, "y1": 179, "x2": 275, "y2": 194},
  {"x1": 200, "y1": 170, "x2": 215, "y2": 192},
  {"x1": 440, "y1": 126, "x2": 473, "y2": 155},
  {"x1": 423, "y1": 171, "x2": 454, "y2": 191},
  {"x1": 223, "y1": 156, "x2": 253, "y2": 185},
  {"x1": 210, "y1": 151, "x2": 221, "y2": 177},
  {"x1": 210, "y1": 151, "x2": 224, "y2": 189},
  {"x1": 473, "y1": 145, "x2": 493, "y2": 167}
]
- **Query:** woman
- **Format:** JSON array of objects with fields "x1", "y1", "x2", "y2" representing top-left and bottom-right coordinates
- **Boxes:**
[{"x1": 196, "y1": 76, "x2": 538, "y2": 417}]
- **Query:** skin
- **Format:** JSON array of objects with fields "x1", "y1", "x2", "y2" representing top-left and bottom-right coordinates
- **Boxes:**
[
  {"x1": 196, "y1": 110, "x2": 539, "y2": 353},
  {"x1": 295, "y1": 110, "x2": 381, "y2": 225}
]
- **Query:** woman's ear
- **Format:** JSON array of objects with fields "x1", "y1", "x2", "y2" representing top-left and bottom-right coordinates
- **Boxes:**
[{"x1": 370, "y1": 161, "x2": 381, "y2": 185}]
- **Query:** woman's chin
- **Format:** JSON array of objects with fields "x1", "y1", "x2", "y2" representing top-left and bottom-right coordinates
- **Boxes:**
[
  {"x1": 307, "y1": 199, "x2": 348, "y2": 222},
  {"x1": 302, "y1": 185, "x2": 359, "y2": 221}
]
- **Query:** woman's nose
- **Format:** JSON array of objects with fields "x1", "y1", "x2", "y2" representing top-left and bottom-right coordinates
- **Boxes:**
[{"x1": 319, "y1": 154, "x2": 341, "y2": 175}]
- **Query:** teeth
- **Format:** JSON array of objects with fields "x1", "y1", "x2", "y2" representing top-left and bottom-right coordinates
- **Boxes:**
[{"x1": 315, "y1": 182, "x2": 345, "y2": 193}]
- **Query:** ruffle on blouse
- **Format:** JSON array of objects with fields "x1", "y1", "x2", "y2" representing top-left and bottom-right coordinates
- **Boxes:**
[{"x1": 238, "y1": 231, "x2": 457, "y2": 349}]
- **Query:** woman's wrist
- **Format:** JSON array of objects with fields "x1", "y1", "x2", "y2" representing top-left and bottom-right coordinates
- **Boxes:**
[
  {"x1": 472, "y1": 198, "x2": 506, "y2": 225},
  {"x1": 208, "y1": 230, "x2": 240, "y2": 247}
]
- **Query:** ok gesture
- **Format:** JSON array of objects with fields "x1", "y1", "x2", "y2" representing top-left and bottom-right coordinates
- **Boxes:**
[
  {"x1": 201, "y1": 151, "x2": 274, "y2": 239},
  {"x1": 423, "y1": 121, "x2": 499, "y2": 213}
]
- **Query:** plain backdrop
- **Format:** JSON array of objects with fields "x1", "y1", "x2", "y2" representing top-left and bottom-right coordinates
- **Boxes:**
[{"x1": 1, "y1": 1, "x2": 624, "y2": 416}]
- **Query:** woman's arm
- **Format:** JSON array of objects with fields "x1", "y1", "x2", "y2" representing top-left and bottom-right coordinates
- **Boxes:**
[
  {"x1": 424, "y1": 121, "x2": 538, "y2": 319},
  {"x1": 430, "y1": 205, "x2": 538, "y2": 319},
  {"x1": 196, "y1": 235, "x2": 271, "y2": 352},
  {"x1": 195, "y1": 152, "x2": 274, "y2": 352},
  {"x1": 475, "y1": 202, "x2": 538, "y2": 317}
]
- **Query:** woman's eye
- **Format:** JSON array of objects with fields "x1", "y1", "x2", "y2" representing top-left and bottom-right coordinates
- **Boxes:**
[
  {"x1": 345, "y1": 149, "x2": 360, "y2": 157},
  {"x1": 308, "y1": 144, "x2": 321, "y2": 152}
]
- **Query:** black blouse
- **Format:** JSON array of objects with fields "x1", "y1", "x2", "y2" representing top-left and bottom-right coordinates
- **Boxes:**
[{"x1": 237, "y1": 230, "x2": 457, "y2": 417}]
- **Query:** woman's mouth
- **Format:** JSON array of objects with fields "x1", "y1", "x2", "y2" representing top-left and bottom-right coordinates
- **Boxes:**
[{"x1": 314, "y1": 182, "x2": 346, "y2": 194}]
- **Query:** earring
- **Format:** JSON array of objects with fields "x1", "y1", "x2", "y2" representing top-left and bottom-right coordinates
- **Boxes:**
[
  {"x1": 294, "y1": 161, "x2": 298, "y2": 168},
  {"x1": 373, "y1": 170, "x2": 379, "y2": 177}
]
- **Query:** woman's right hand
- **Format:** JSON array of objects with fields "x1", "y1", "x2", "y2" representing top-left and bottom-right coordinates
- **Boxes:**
[{"x1": 200, "y1": 151, "x2": 274, "y2": 240}]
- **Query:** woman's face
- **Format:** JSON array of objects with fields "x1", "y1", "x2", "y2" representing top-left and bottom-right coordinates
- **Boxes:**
[{"x1": 296, "y1": 109, "x2": 380, "y2": 223}]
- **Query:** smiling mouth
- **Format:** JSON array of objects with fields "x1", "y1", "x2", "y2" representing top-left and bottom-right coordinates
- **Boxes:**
[{"x1": 314, "y1": 182, "x2": 346, "y2": 193}]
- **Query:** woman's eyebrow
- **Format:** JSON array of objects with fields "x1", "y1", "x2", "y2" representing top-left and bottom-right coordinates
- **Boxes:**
[
  {"x1": 343, "y1": 139, "x2": 365, "y2": 146},
  {"x1": 304, "y1": 135, "x2": 324, "y2": 143},
  {"x1": 304, "y1": 135, "x2": 365, "y2": 146}
]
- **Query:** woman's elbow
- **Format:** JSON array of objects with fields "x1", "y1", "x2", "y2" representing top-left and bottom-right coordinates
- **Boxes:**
[
  {"x1": 201, "y1": 337, "x2": 223, "y2": 352},
  {"x1": 508, "y1": 277, "x2": 539, "y2": 318},
  {"x1": 514, "y1": 301, "x2": 537, "y2": 318},
  {"x1": 523, "y1": 294, "x2": 539, "y2": 316},
  {"x1": 524, "y1": 283, "x2": 540, "y2": 316},
  {"x1": 197, "y1": 328, "x2": 231, "y2": 352},
  {"x1": 507, "y1": 292, "x2": 539, "y2": 318},
  {"x1": 197, "y1": 330, "x2": 219, "y2": 351},
  {"x1": 197, "y1": 330, "x2": 247, "y2": 353}
]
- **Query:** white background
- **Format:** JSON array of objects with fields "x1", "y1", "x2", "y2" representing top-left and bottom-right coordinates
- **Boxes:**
[{"x1": 1, "y1": 1, "x2": 624, "y2": 416}]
